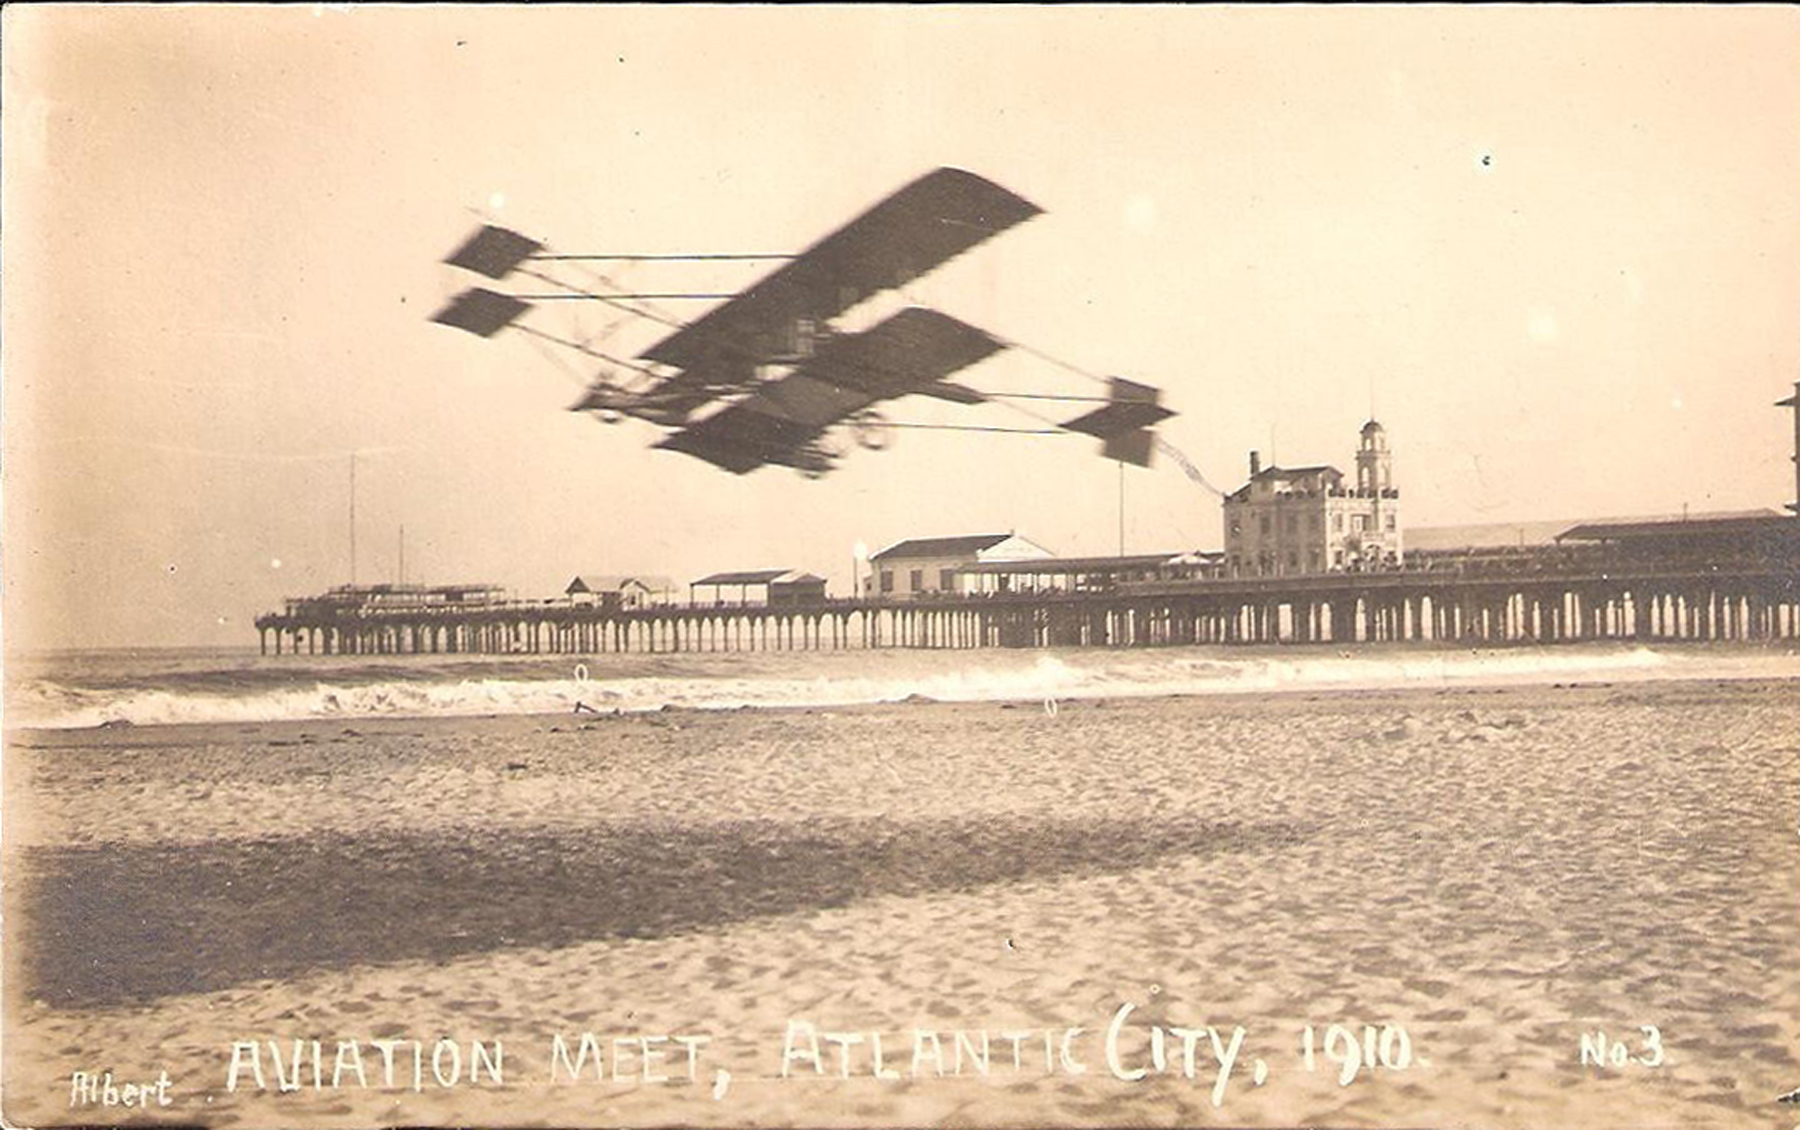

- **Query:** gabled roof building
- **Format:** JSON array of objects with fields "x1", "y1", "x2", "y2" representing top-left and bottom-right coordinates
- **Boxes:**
[
  {"x1": 690, "y1": 569, "x2": 828, "y2": 606},
  {"x1": 564, "y1": 575, "x2": 674, "y2": 609},
  {"x1": 868, "y1": 532, "x2": 1053, "y2": 598}
]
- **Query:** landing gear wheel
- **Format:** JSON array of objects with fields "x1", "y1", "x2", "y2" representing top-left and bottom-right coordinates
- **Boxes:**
[{"x1": 851, "y1": 410, "x2": 893, "y2": 451}]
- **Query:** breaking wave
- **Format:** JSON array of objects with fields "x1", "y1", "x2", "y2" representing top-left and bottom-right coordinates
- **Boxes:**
[{"x1": 8, "y1": 642, "x2": 1794, "y2": 731}]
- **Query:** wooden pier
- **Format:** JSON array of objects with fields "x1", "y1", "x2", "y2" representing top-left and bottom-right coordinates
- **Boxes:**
[{"x1": 255, "y1": 557, "x2": 1800, "y2": 656}]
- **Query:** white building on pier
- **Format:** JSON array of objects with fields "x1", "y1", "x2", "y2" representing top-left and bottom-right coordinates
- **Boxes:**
[{"x1": 1223, "y1": 420, "x2": 1402, "y2": 577}]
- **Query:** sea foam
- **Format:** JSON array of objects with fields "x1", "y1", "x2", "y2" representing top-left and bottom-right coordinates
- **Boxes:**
[{"x1": 7, "y1": 641, "x2": 1788, "y2": 730}]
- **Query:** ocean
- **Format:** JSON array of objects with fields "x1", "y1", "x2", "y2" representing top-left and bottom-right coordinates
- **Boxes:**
[{"x1": 7, "y1": 639, "x2": 1799, "y2": 730}]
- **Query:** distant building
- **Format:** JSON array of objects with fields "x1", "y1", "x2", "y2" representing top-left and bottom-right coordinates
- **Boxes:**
[
  {"x1": 1404, "y1": 521, "x2": 1570, "y2": 554},
  {"x1": 868, "y1": 533, "x2": 1054, "y2": 598},
  {"x1": 1555, "y1": 510, "x2": 1796, "y2": 562},
  {"x1": 1223, "y1": 420, "x2": 1401, "y2": 577},
  {"x1": 690, "y1": 569, "x2": 828, "y2": 607},
  {"x1": 564, "y1": 574, "x2": 673, "y2": 611},
  {"x1": 768, "y1": 572, "x2": 828, "y2": 606},
  {"x1": 282, "y1": 582, "x2": 508, "y2": 617},
  {"x1": 1402, "y1": 520, "x2": 1569, "y2": 573},
  {"x1": 1405, "y1": 510, "x2": 1797, "y2": 573},
  {"x1": 956, "y1": 551, "x2": 1226, "y2": 595}
]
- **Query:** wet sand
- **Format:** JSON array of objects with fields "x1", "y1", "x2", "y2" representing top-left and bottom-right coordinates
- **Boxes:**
[{"x1": 5, "y1": 677, "x2": 1798, "y2": 1128}]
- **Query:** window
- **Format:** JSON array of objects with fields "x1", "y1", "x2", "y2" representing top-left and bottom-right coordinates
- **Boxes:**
[
  {"x1": 880, "y1": 570, "x2": 894, "y2": 593},
  {"x1": 909, "y1": 568, "x2": 923, "y2": 592},
  {"x1": 1386, "y1": 514, "x2": 1396, "y2": 531},
  {"x1": 939, "y1": 568, "x2": 955, "y2": 590},
  {"x1": 1259, "y1": 515, "x2": 1271, "y2": 536},
  {"x1": 1352, "y1": 514, "x2": 1367, "y2": 532},
  {"x1": 1284, "y1": 514, "x2": 1298, "y2": 535},
  {"x1": 1332, "y1": 514, "x2": 1344, "y2": 532}
]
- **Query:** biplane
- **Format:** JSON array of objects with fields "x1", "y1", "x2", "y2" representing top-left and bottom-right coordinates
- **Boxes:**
[{"x1": 431, "y1": 168, "x2": 1175, "y2": 477}]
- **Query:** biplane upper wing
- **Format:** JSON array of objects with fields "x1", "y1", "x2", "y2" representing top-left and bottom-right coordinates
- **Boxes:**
[
  {"x1": 638, "y1": 168, "x2": 1041, "y2": 371},
  {"x1": 654, "y1": 307, "x2": 1005, "y2": 474}
]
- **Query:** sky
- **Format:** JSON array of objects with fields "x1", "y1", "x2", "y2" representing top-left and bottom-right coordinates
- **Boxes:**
[{"x1": 4, "y1": 5, "x2": 1799, "y2": 651}]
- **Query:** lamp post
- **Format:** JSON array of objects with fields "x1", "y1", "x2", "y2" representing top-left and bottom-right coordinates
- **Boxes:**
[
  {"x1": 1778, "y1": 382, "x2": 1799, "y2": 516},
  {"x1": 852, "y1": 541, "x2": 869, "y2": 602}
]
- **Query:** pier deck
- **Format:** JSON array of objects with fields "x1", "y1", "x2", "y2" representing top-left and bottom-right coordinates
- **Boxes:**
[{"x1": 255, "y1": 559, "x2": 1800, "y2": 656}]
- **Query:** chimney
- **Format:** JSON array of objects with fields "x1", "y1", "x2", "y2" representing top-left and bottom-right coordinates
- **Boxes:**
[{"x1": 1249, "y1": 450, "x2": 1261, "y2": 476}]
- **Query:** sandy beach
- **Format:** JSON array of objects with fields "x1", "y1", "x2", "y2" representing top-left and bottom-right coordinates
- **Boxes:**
[{"x1": 5, "y1": 674, "x2": 1798, "y2": 1128}]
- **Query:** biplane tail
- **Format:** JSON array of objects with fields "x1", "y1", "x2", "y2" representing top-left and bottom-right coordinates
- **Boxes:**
[{"x1": 1060, "y1": 378, "x2": 1176, "y2": 468}]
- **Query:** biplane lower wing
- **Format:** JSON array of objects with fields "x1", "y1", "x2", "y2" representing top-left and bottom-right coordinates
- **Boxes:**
[
  {"x1": 655, "y1": 411, "x2": 829, "y2": 475},
  {"x1": 638, "y1": 167, "x2": 1041, "y2": 371},
  {"x1": 575, "y1": 356, "x2": 759, "y2": 426},
  {"x1": 791, "y1": 307, "x2": 1002, "y2": 399},
  {"x1": 654, "y1": 307, "x2": 1005, "y2": 475}
]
